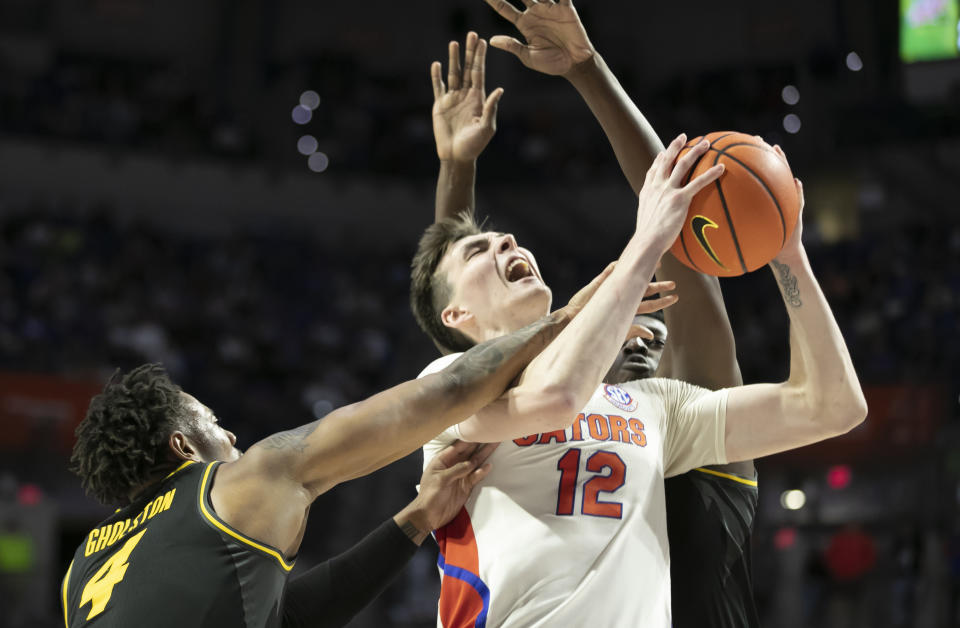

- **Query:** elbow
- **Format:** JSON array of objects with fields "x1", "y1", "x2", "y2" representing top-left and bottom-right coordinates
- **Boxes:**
[
  {"x1": 807, "y1": 383, "x2": 868, "y2": 437},
  {"x1": 837, "y1": 387, "x2": 868, "y2": 433},
  {"x1": 537, "y1": 386, "x2": 582, "y2": 432}
]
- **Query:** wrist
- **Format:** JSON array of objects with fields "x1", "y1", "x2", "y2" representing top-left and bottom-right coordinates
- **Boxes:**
[
  {"x1": 439, "y1": 158, "x2": 478, "y2": 172},
  {"x1": 393, "y1": 503, "x2": 432, "y2": 546},
  {"x1": 771, "y1": 244, "x2": 808, "y2": 268},
  {"x1": 626, "y1": 231, "x2": 673, "y2": 263},
  {"x1": 563, "y1": 51, "x2": 602, "y2": 86},
  {"x1": 609, "y1": 234, "x2": 665, "y2": 293}
]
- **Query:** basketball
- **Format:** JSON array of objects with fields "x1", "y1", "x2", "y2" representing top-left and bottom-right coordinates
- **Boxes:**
[{"x1": 669, "y1": 132, "x2": 801, "y2": 277}]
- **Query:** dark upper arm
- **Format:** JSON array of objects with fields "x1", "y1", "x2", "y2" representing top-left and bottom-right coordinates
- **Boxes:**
[
  {"x1": 655, "y1": 253, "x2": 742, "y2": 390},
  {"x1": 209, "y1": 374, "x2": 462, "y2": 556}
]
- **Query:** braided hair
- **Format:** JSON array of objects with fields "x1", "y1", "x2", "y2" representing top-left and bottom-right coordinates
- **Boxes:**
[{"x1": 70, "y1": 364, "x2": 190, "y2": 505}]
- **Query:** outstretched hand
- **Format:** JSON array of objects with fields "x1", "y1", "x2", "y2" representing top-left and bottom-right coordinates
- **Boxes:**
[
  {"x1": 395, "y1": 440, "x2": 497, "y2": 544},
  {"x1": 483, "y1": 0, "x2": 596, "y2": 76},
  {"x1": 431, "y1": 32, "x2": 504, "y2": 162}
]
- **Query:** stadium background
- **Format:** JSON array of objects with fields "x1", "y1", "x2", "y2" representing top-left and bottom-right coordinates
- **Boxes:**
[{"x1": 0, "y1": 0, "x2": 958, "y2": 625}]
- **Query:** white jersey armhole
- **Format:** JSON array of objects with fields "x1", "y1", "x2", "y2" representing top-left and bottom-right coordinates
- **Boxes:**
[{"x1": 419, "y1": 352, "x2": 466, "y2": 476}]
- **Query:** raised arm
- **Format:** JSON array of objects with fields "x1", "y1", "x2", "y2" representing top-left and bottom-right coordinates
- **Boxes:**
[
  {"x1": 483, "y1": 0, "x2": 740, "y2": 389},
  {"x1": 456, "y1": 136, "x2": 724, "y2": 442},
  {"x1": 717, "y1": 182, "x2": 867, "y2": 461},
  {"x1": 484, "y1": 0, "x2": 661, "y2": 191},
  {"x1": 432, "y1": 32, "x2": 503, "y2": 222},
  {"x1": 210, "y1": 306, "x2": 568, "y2": 555}
]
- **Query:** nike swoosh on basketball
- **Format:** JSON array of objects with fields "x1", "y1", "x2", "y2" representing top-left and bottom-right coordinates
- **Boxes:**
[{"x1": 691, "y1": 215, "x2": 725, "y2": 269}]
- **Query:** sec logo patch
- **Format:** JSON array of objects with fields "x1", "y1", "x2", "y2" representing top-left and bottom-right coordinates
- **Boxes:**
[{"x1": 603, "y1": 384, "x2": 638, "y2": 412}]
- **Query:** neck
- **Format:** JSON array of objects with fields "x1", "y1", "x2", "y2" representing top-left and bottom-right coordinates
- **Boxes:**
[
  {"x1": 475, "y1": 308, "x2": 548, "y2": 344},
  {"x1": 126, "y1": 461, "x2": 184, "y2": 502}
]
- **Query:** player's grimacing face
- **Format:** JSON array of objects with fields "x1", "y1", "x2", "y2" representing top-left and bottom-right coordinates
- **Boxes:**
[
  {"x1": 179, "y1": 393, "x2": 242, "y2": 462},
  {"x1": 439, "y1": 231, "x2": 552, "y2": 335},
  {"x1": 604, "y1": 316, "x2": 668, "y2": 385}
]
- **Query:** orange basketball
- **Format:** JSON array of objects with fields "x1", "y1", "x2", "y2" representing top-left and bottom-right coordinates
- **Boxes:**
[{"x1": 669, "y1": 131, "x2": 801, "y2": 277}]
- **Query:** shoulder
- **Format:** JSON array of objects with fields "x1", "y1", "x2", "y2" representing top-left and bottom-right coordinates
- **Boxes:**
[
  {"x1": 418, "y1": 352, "x2": 463, "y2": 379},
  {"x1": 621, "y1": 377, "x2": 714, "y2": 401}
]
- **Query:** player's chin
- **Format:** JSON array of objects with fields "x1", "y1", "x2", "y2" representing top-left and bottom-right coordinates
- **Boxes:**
[
  {"x1": 515, "y1": 278, "x2": 551, "y2": 302},
  {"x1": 615, "y1": 363, "x2": 653, "y2": 382},
  {"x1": 504, "y1": 280, "x2": 551, "y2": 310},
  {"x1": 506, "y1": 274, "x2": 543, "y2": 290}
]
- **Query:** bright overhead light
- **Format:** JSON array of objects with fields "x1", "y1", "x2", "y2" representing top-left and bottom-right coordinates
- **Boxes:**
[
  {"x1": 781, "y1": 85, "x2": 800, "y2": 105},
  {"x1": 846, "y1": 51, "x2": 863, "y2": 72},
  {"x1": 308, "y1": 152, "x2": 330, "y2": 173},
  {"x1": 780, "y1": 489, "x2": 806, "y2": 510},
  {"x1": 297, "y1": 135, "x2": 318, "y2": 156},
  {"x1": 300, "y1": 90, "x2": 321, "y2": 111},
  {"x1": 783, "y1": 114, "x2": 802, "y2": 134},
  {"x1": 292, "y1": 105, "x2": 312, "y2": 125}
]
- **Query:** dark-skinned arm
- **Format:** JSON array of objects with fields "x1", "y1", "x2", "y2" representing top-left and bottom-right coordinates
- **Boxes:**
[
  {"x1": 282, "y1": 442, "x2": 496, "y2": 628},
  {"x1": 280, "y1": 520, "x2": 416, "y2": 628},
  {"x1": 431, "y1": 32, "x2": 502, "y2": 222},
  {"x1": 483, "y1": 0, "x2": 742, "y2": 393},
  {"x1": 436, "y1": 160, "x2": 478, "y2": 222},
  {"x1": 562, "y1": 51, "x2": 743, "y2": 389},
  {"x1": 211, "y1": 306, "x2": 571, "y2": 559}
]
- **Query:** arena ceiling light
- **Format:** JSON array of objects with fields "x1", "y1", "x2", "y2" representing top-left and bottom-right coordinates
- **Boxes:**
[{"x1": 780, "y1": 489, "x2": 806, "y2": 510}]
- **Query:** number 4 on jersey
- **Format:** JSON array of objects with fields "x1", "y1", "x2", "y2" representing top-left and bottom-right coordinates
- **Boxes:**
[
  {"x1": 556, "y1": 449, "x2": 626, "y2": 518},
  {"x1": 79, "y1": 529, "x2": 147, "y2": 620}
]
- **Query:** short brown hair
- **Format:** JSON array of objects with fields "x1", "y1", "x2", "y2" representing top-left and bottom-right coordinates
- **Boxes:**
[{"x1": 410, "y1": 211, "x2": 484, "y2": 354}]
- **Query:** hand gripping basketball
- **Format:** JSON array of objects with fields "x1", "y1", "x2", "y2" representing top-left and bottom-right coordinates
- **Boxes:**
[
  {"x1": 634, "y1": 134, "x2": 726, "y2": 258},
  {"x1": 668, "y1": 132, "x2": 802, "y2": 277}
]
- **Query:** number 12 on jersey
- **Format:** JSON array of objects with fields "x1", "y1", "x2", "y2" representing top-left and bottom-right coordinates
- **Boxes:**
[{"x1": 555, "y1": 449, "x2": 626, "y2": 518}]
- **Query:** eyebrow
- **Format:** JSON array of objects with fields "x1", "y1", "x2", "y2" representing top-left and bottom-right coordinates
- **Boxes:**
[{"x1": 461, "y1": 237, "x2": 491, "y2": 260}]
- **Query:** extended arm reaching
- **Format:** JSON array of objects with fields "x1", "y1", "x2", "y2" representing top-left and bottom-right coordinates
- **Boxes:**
[
  {"x1": 560, "y1": 49, "x2": 742, "y2": 388},
  {"x1": 432, "y1": 32, "x2": 502, "y2": 222},
  {"x1": 210, "y1": 304, "x2": 570, "y2": 557},
  {"x1": 484, "y1": 0, "x2": 662, "y2": 191},
  {"x1": 454, "y1": 136, "x2": 724, "y2": 442},
  {"x1": 482, "y1": 0, "x2": 741, "y2": 389}
]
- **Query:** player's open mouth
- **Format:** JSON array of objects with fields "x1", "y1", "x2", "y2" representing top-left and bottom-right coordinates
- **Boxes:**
[{"x1": 505, "y1": 258, "x2": 534, "y2": 282}]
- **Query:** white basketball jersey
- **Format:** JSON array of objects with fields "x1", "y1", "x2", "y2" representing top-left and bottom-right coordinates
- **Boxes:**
[{"x1": 420, "y1": 354, "x2": 729, "y2": 628}]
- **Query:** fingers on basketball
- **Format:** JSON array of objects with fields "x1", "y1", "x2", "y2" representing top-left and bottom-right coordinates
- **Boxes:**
[{"x1": 668, "y1": 131, "x2": 802, "y2": 277}]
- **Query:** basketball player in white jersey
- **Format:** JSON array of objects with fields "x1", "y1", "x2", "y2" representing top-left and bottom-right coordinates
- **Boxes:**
[
  {"x1": 410, "y1": 149, "x2": 864, "y2": 627},
  {"x1": 409, "y1": 18, "x2": 866, "y2": 628},
  {"x1": 422, "y1": 3, "x2": 760, "y2": 624}
]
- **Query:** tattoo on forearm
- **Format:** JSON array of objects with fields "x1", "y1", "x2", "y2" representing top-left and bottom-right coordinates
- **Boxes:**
[
  {"x1": 771, "y1": 260, "x2": 802, "y2": 307},
  {"x1": 448, "y1": 313, "x2": 560, "y2": 381},
  {"x1": 398, "y1": 520, "x2": 427, "y2": 545},
  {"x1": 259, "y1": 421, "x2": 321, "y2": 453}
]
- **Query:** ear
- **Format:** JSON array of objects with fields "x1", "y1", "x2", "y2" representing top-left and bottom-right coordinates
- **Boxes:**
[
  {"x1": 441, "y1": 304, "x2": 474, "y2": 331},
  {"x1": 169, "y1": 430, "x2": 201, "y2": 462}
]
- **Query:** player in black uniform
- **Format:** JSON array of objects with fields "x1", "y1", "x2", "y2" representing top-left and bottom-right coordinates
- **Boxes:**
[
  {"x1": 63, "y1": 396, "x2": 487, "y2": 628},
  {"x1": 604, "y1": 312, "x2": 761, "y2": 628},
  {"x1": 61, "y1": 299, "x2": 587, "y2": 628}
]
